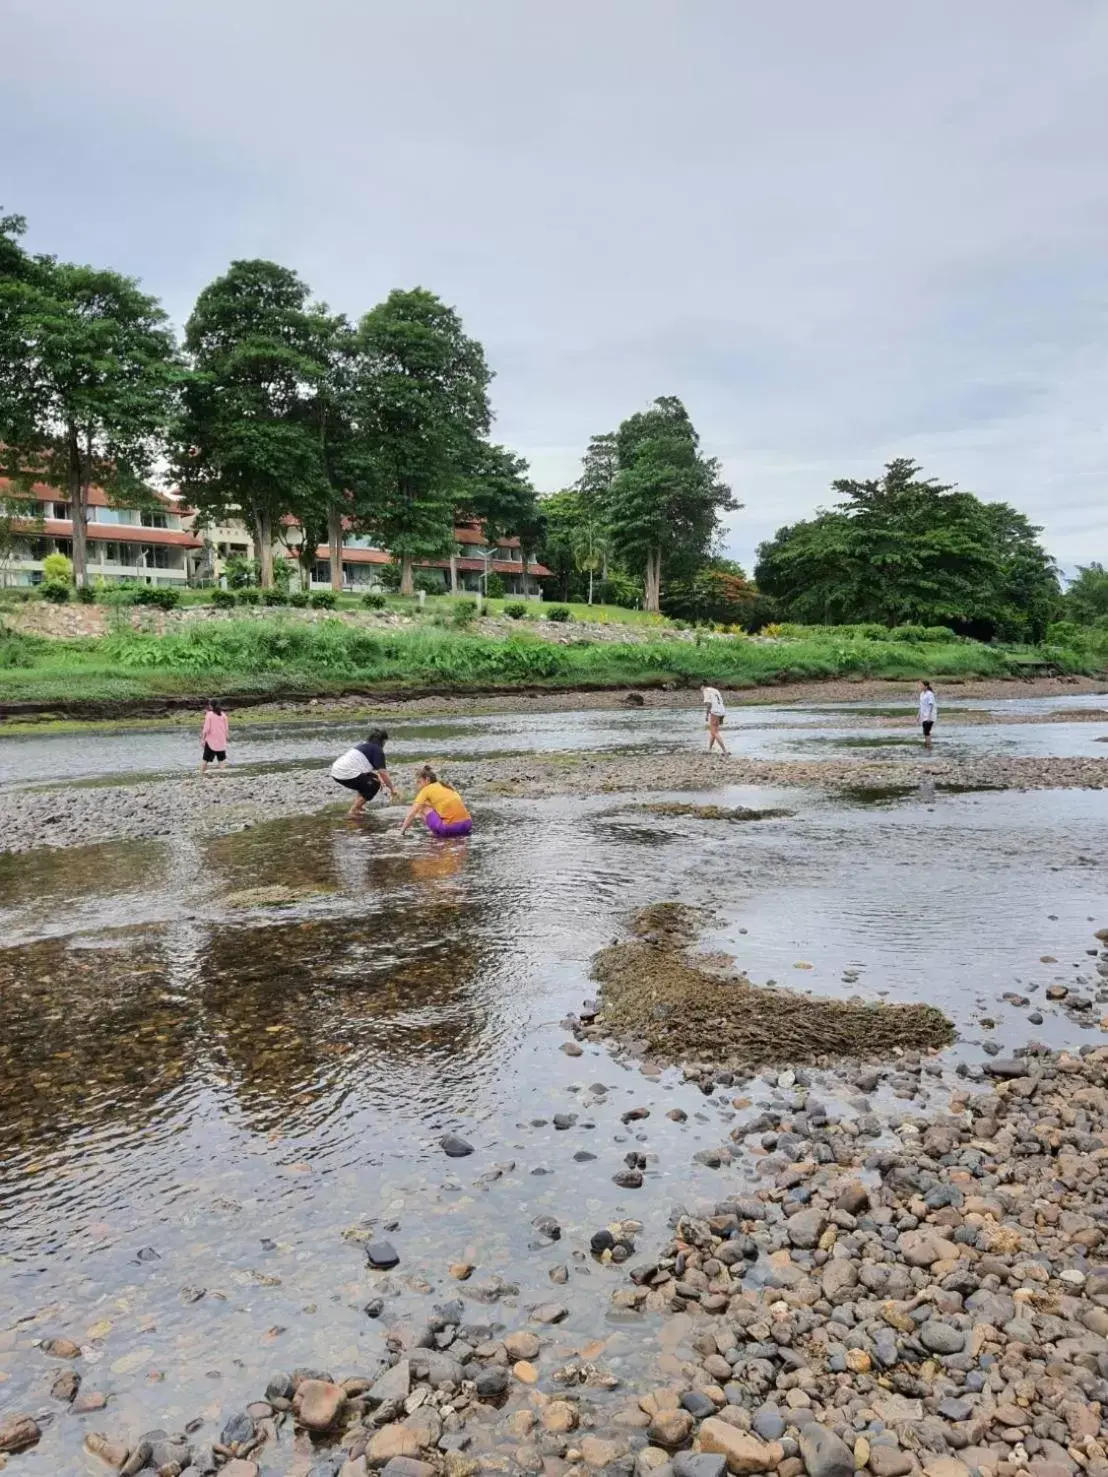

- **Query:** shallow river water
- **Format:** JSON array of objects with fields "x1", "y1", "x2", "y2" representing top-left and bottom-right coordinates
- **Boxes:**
[{"x1": 0, "y1": 696, "x2": 1106, "y2": 1472}]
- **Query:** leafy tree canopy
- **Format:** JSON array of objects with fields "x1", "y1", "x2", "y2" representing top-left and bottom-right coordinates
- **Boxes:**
[
  {"x1": 608, "y1": 396, "x2": 737, "y2": 611},
  {"x1": 1064, "y1": 562, "x2": 1108, "y2": 626},
  {"x1": 352, "y1": 288, "x2": 491, "y2": 595},
  {"x1": 0, "y1": 212, "x2": 179, "y2": 585},
  {"x1": 175, "y1": 258, "x2": 338, "y2": 587},
  {"x1": 754, "y1": 459, "x2": 1059, "y2": 641}
]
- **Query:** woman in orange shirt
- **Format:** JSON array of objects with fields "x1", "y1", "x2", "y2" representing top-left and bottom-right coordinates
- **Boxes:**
[{"x1": 399, "y1": 765, "x2": 473, "y2": 838}]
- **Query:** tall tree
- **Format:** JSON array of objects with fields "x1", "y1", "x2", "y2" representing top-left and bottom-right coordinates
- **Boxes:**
[
  {"x1": 755, "y1": 459, "x2": 1060, "y2": 638},
  {"x1": 0, "y1": 214, "x2": 179, "y2": 586},
  {"x1": 574, "y1": 432, "x2": 617, "y2": 604},
  {"x1": 608, "y1": 396, "x2": 736, "y2": 612},
  {"x1": 1065, "y1": 562, "x2": 1108, "y2": 625},
  {"x1": 352, "y1": 288, "x2": 491, "y2": 596},
  {"x1": 175, "y1": 260, "x2": 335, "y2": 588},
  {"x1": 536, "y1": 489, "x2": 585, "y2": 602}
]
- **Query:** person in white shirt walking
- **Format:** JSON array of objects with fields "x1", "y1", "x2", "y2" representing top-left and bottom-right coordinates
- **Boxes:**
[
  {"x1": 917, "y1": 681, "x2": 937, "y2": 750},
  {"x1": 701, "y1": 685, "x2": 729, "y2": 756}
]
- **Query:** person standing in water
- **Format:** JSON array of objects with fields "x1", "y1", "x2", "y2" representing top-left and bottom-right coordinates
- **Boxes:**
[
  {"x1": 200, "y1": 700, "x2": 229, "y2": 773},
  {"x1": 330, "y1": 728, "x2": 399, "y2": 818},
  {"x1": 400, "y1": 765, "x2": 473, "y2": 837},
  {"x1": 918, "y1": 680, "x2": 937, "y2": 750},
  {"x1": 701, "y1": 684, "x2": 729, "y2": 756}
]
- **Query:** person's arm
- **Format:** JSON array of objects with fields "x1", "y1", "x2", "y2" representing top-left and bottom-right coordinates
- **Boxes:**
[
  {"x1": 399, "y1": 797, "x2": 426, "y2": 834},
  {"x1": 200, "y1": 713, "x2": 211, "y2": 744},
  {"x1": 375, "y1": 766, "x2": 399, "y2": 799}
]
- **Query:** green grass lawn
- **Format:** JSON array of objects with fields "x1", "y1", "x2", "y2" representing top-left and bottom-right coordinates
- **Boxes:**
[{"x1": 1, "y1": 615, "x2": 1099, "y2": 714}]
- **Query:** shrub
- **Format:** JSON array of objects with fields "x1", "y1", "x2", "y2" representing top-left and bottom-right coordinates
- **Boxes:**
[
  {"x1": 41, "y1": 552, "x2": 73, "y2": 585},
  {"x1": 40, "y1": 579, "x2": 71, "y2": 603},
  {"x1": 452, "y1": 598, "x2": 478, "y2": 626},
  {"x1": 545, "y1": 605, "x2": 571, "y2": 622},
  {"x1": 210, "y1": 588, "x2": 237, "y2": 609},
  {"x1": 236, "y1": 588, "x2": 262, "y2": 606},
  {"x1": 263, "y1": 588, "x2": 287, "y2": 606},
  {"x1": 414, "y1": 571, "x2": 444, "y2": 596},
  {"x1": 1046, "y1": 620, "x2": 1084, "y2": 647},
  {"x1": 287, "y1": 590, "x2": 310, "y2": 607},
  {"x1": 75, "y1": 584, "x2": 97, "y2": 604},
  {"x1": 484, "y1": 572, "x2": 506, "y2": 600},
  {"x1": 504, "y1": 601, "x2": 528, "y2": 620},
  {"x1": 134, "y1": 586, "x2": 181, "y2": 610},
  {"x1": 362, "y1": 592, "x2": 387, "y2": 610},
  {"x1": 310, "y1": 590, "x2": 337, "y2": 610},
  {"x1": 224, "y1": 553, "x2": 257, "y2": 589}
]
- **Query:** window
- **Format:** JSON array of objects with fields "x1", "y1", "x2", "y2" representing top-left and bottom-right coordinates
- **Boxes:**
[
  {"x1": 141, "y1": 510, "x2": 168, "y2": 529},
  {"x1": 142, "y1": 545, "x2": 178, "y2": 570},
  {"x1": 51, "y1": 501, "x2": 70, "y2": 521},
  {"x1": 312, "y1": 561, "x2": 331, "y2": 584},
  {"x1": 93, "y1": 508, "x2": 139, "y2": 526}
]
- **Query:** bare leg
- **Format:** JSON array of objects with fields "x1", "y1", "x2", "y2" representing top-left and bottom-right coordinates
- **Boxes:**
[
  {"x1": 708, "y1": 716, "x2": 729, "y2": 756},
  {"x1": 200, "y1": 760, "x2": 209, "y2": 775},
  {"x1": 346, "y1": 795, "x2": 366, "y2": 820}
]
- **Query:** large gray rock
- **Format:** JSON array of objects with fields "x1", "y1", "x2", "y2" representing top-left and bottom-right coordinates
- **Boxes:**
[
  {"x1": 799, "y1": 1424, "x2": 854, "y2": 1477},
  {"x1": 787, "y1": 1209, "x2": 826, "y2": 1249},
  {"x1": 674, "y1": 1456, "x2": 727, "y2": 1477},
  {"x1": 368, "y1": 1361, "x2": 411, "y2": 1405},
  {"x1": 409, "y1": 1351, "x2": 464, "y2": 1388},
  {"x1": 920, "y1": 1321, "x2": 965, "y2": 1355}
]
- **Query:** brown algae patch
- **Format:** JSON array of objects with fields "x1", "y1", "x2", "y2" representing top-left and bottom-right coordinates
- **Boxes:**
[
  {"x1": 615, "y1": 802, "x2": 795, "y2": 823},
  {"x1": 591, "y1": 904, "x2": 954, "y2": 1067}
]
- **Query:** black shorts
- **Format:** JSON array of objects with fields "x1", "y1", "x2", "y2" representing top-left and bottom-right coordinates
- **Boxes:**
[
  {"x1": 710, "y1": 713, "x2": 725, "y2": 725},
  {"x1": 335, "y1": 773, "x2": 381, "y2": 802},
  {"x1": 202, "y1": 745, "x2": 226, "y2": 762},
  {"x1": 921, "y1": 721, "x2": 934, "y2": 736}
]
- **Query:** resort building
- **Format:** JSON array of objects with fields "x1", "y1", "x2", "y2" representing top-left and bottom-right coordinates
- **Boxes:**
[
  {"x1": 0, "y1": 481, "x2": 200, "y2": 587},
  {"x1": 1, "y1": 479, "x2": 550, "y2": 595},
  {"x1": 280, "y1": 521, "x2": 550, "y2": 596}
]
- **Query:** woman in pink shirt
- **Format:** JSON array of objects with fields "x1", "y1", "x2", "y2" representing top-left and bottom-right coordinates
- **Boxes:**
[{"x1": 200, "y1": 700, "x2": 229, "y2": 773}]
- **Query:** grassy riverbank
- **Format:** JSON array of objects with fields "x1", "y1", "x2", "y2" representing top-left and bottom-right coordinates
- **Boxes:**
[{"x1": 0, "y1": 616, "x2": 1102, "y2": 711}]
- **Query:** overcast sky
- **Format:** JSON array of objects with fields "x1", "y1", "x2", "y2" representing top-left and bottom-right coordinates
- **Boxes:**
[{"x1": 5, "y1": 0, "x2": 1107, "y2": 573}]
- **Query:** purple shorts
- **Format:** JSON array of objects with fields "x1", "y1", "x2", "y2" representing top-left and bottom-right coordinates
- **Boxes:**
[{"x1": 425, "y1": 811, "x2": 472, "y2": 837}]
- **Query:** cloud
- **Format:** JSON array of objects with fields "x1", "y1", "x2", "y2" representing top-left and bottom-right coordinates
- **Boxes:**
[{"x1": 4, "y1": 0, "x2": 1106, "y2": 575}]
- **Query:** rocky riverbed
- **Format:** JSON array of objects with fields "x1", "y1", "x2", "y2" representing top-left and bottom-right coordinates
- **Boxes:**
[
  {"x1": 6, "y1": 988, "x2": 1108, "y2": 1477},
  {"x1": 2, "y1": 748, "x2": 1108, "y2": 854}
]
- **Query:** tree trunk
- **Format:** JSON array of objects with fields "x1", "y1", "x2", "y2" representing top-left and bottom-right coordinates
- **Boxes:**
[
  {"x1": 254, "y1": 509, "x2": 274, "y2": 588},
  {"x1": 400, "y1": 555, "x2": 414, "y2": 597},
  {"x1": 587, "y1": 567, "x2": 594, "y2": 605},
  {"x1": 643, "y1": 548, "x2": 661, "y2": 613},
  {"x1": 450, "y1": 553, "x2": 458, "y2": 594},
  {"x1": 67, "y1": 424, "x2": 87, "y2": 587},
  {"x1": 328, "y1": 505, "x2": 344, "y2": 592}
]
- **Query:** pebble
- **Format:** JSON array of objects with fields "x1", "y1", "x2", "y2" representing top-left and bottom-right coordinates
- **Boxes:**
[
  {"x1": 366, "y1": 1240, "x2": 400, "y2": 1269},
  {"x1": 439, "y1": 1135, "x2": 475, "y2": 1158},
  {"x1": 699, "y1": 1418, "x2": 783, "y2": 1474},
  {"x1": 0, "y1": 1416, "x2": 40, "y2": 1453}
]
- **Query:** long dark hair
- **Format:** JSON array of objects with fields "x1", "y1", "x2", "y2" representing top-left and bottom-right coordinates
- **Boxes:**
[
  {"x1": 369, "y1": 728, "x2": 388, "y2": 744},
  {"x1": 208, "y1": 700, "x2": 223, "y2": 716}
]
